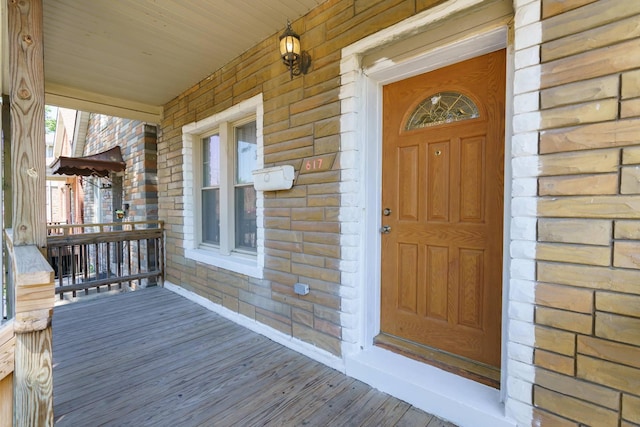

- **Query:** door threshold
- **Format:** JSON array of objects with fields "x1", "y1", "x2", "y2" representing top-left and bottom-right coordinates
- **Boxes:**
[
  {"x1": 374, "y1": 333, "x2": 500, "y2": 388},
  {"x1": 345, "y1": 346, "x2": 515, "y2": 427}
]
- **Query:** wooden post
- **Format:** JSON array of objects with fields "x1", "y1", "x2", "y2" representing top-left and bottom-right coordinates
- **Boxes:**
[
  {"x1": 8, "y1": 0, "x2": 46, "y2": 247},
  {"x1": 7, "y1": 0, "x2": 54, "y2": 426}
]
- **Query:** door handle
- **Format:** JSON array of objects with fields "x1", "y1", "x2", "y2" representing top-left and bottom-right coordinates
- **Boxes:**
[{"x1": 380, "y1": 225, "x2": 391, "y2": 234}]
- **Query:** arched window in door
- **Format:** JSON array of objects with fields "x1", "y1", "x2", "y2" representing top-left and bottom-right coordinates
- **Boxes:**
[{"x1": 406, "y1": 91, "x2": 479, "y2": 129}]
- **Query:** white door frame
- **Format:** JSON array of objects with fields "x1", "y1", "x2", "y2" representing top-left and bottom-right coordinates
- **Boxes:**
[
  {"x1": 359, "y1": 23, "x2": 509, "y2": 368},
  {"x1": 338, "y1": 4, "x2": 518, "y2": 426}
]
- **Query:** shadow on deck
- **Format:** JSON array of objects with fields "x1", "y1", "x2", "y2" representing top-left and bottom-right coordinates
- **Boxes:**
[{"x1": 53, "y1": 287, "x2": 457, "y2": 426}]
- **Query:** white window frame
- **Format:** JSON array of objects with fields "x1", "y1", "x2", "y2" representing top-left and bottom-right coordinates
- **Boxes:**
[{"x1": 182, "y1": 94, "x2": 264, "y2": 278}]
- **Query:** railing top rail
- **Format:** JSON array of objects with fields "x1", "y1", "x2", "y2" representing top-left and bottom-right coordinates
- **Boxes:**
[
  {"x1": 47, "y1": 227, "x2": 162, "y2": 246},
  {"x1": 47, "y1": 220, "x2": 164, "y2": 235}
]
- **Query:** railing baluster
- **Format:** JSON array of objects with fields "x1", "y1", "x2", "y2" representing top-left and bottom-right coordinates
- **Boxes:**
[
  {"x1": 137, "y1": 239, "x2": 142, "y2": 288},
  {"x1": 57, "y1": 245, "x2": 64, "y2": 299},
  {"x1": 46, "y1": 221, "x2": 164, "y2": 297},
  {"x1": 91, "y1": 242, "x2": 97, "y2": 296},
  {"x1": 70, "y1": 244, "x2": 76, "y2": 298}
]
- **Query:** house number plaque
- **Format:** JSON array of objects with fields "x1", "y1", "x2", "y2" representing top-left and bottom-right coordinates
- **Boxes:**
[{"x1": 299, "y1": 153, "x2": 336, "y2": 174}]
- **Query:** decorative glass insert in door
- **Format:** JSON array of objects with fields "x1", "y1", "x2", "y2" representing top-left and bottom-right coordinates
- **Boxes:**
[{"x1": 406, "y1": 91, "x2": 479, "y2": 130}]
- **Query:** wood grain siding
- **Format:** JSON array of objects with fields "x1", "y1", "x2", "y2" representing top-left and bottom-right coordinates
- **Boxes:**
[
  {"x1": 535, "y1": 0, "x2": 640, "y2": 425},
  {"x1": 1, "y1": 70, "x2": 14, "y2": 427},
  {"x1": 0, "y1": 374, "x2": 13, "y2": 427},
  {"x1": 0, "y1": 323, "x2": 15, "y2": 382}
]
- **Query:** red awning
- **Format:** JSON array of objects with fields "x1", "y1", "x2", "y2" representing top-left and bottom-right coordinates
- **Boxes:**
[{"x1": 50, "y1": 146, "x2": 126, "y2": 177}]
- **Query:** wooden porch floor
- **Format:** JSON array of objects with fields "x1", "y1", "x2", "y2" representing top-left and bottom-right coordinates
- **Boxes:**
[{"x1": 53, "y1": 287, "x2": 457, "y2": 426}]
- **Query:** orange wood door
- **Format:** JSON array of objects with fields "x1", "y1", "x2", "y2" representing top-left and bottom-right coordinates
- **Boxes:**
[{"x1": 380, "y1": 50, "x2": 506, "y2": 368}]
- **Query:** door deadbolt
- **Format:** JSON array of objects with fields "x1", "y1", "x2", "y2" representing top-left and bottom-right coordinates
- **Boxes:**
[
  {"x1": 380, "y1": 225, "x2": 391, "y2": 234},
  {"x1": 383, "y1": 208, "x2": 392, "y2": 216}
]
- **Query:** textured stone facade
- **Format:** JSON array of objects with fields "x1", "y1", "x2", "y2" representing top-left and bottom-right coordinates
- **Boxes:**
[
  {"x1": 157, "y1": 0, "x2": 640, "y2": 425},
  {"x1": 519, "y1": 0, "x2": 640, "y2": 425},
  {"x1": 83, "y1": 115, "x2": 158, "y2": 224},
  {"x1": 158, "y1": 0, "x2": 443, "y2": 357}
]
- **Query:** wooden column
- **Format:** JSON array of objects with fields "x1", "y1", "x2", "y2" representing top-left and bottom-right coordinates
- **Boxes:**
[
  {"x1": 9, "y1": 0, "x2": 46, "y2": 246},
  {"x1": 7, "y1": 0, "x2": 54, "y2": 425}
]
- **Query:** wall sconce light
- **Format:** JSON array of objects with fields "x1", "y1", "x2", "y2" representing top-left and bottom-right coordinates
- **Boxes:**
[{"x1": 279, "y1": 20, "x2": 311, "y2": 79}]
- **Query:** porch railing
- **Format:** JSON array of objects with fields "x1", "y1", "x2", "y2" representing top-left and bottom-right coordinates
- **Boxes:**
[
  {"x1": 46, "y1": 221, "x2": 164, "y2": 299},
  {"x1": 1, "y1": 235, "x2": 12, "y2": 323}
]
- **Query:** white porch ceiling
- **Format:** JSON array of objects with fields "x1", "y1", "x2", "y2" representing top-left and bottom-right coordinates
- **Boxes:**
[{"x1": 9, "y1": 0, "x2": 325, "y2": 122}]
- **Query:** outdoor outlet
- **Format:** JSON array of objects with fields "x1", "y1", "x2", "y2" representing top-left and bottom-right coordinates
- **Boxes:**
[{"x1": 294, "y1": 283, "x2": 310, "y2": 296}]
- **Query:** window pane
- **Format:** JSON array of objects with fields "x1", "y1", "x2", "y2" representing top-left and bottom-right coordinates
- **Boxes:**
[
  {"x1": 406, "y1": 92, "x2": 479, "y2": 129},
  {"x1": 203, "y1": 134, "x2": 220, "y2": 187},
  {"x1": 235, "y1": 186, "x2": 257, "y2": 251},
  {"x1": 236, "y1": 122, "x2": 257, "y2": 184},
  {"x1": 202, "y1": 188, "x2": 220, "y2": 245}
]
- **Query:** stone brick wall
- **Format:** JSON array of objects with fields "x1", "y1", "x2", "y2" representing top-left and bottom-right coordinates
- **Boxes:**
[
  {"x1": 83, "y1": 115, "x2": 158, "y2": 223},
  {"x1": 159, "y1": 0, "x2": 451, "y2": 357},
  {"x1": 157, "y1": 0, "x2": 640, "y2": 424},
  {"x1": 530, "y1": 0, "x2": 640, "y2": 425}
]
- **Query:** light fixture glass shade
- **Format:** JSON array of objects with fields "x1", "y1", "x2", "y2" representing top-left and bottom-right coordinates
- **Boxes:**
[
  {"x1": 279, "y1": 20, "x2": 310, "y2": 79},
  {"x1": 279, "y1": 35, "x2": 300, "y2": 61},
  {"x1": 279, "y1": 21, "x2": 301, "y2": 62}
]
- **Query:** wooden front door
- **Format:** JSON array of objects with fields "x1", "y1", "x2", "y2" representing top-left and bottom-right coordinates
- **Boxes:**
[{"x1": 380, "y1": 50, "x2": 506, "y2": 370}]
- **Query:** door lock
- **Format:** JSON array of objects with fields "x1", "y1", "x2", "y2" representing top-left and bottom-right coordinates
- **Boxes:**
[
  {"x1": 380, "y1": 225, "x2": 391, "y2": 234},
  {"x1": 383, "y1": 208, "x2": 392, "y2": 216}
]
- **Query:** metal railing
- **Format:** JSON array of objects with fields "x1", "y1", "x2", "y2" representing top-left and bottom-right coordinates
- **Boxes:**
[
  {"x1": 46, "y1": 221, "x2": 164, "y2": 299},
  {"x1": 2, "y1": 230, "x2": 13, "y2": 323}
]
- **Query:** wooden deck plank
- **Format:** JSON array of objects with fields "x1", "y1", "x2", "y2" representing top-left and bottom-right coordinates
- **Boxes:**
[
  {"x1": 254, "y1": 368, "x2": 346, "y2": 425},
  {"x1": 328, "y1": 388, "x2": 391, "y2": 426},
  {"x1": 54, "y1": 309, "x2": 226, "y2": 375},
  {"x1": 53, "y1": 289, "x2": 184, "y2": 336},
  {"x1": 222, "y1": 363, "x2": 346, "y2": 426},
  {"x1": 54, "y1": 313, "x2": 254, "y2": 413},
  {"x1": 396, "y1": 406, "x2": 436, "y2": 426},
  {"x1": 298, "y1": 378, "x2": 373, "y2": 425},
  {"x1": 58, "y1": 343, "x2": 291, "y2": 426},
  {"x1": 53, "y1": 323, "x2": 250, "y2": 414},
  {"x1": 203, "y1": 356, "x2": 337, "y2": 426},
  {"x1": 53, "y1": 301, "x2": 187, "y2": 349},
  {"x1": 52, "y1": 287, "x2": 456, "y2": 426},
  {"x1": 262, "y1": 373, "x2": 359, "y2": 425},
  {"x1": 130, "y1": 349, "x2": 310, "y2": 426},
  {"x1": 361, "y1": 397, "x2": 413, "y2": 426},
  {"x1": 54, "y1": 313, "x2": 231, "y2": 381}
]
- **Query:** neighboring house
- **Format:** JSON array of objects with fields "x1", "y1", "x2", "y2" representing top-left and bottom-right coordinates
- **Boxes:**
[
  {"x1": 80, "y1": 113, "x2": 159, "y2": 225},
  {"x1": 2, "y1": 1, "x2": 639, "y2": 426},
  {"x1": 48, "y1": 111, "x2": 158, "y2": 227},
  {"x1": 45, "y1": 107, "x2": 77, "y2": 226}
]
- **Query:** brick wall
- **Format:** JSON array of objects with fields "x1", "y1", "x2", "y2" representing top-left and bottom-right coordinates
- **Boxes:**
[
  {"x1": 158, "y1": 0, "x2": 639, "y2": 424},
  {"x1": 83, "y1": 115, "x2": 158, "y2": 223},
  {"x1": 159, "y1": 0, "x2": 452, "y2": 357},
  {"x1": 531, "y1": 0, "x2": 640, "y2": 425}
]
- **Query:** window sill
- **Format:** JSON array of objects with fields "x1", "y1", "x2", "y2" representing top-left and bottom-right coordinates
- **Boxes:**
[{"x1": 185, "y1": 248, "x2": 263, "y2": 279}]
